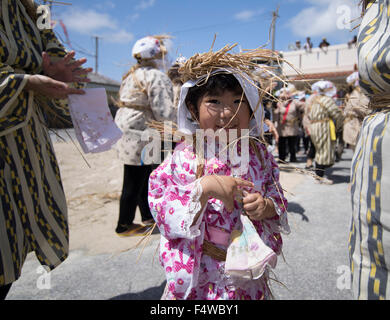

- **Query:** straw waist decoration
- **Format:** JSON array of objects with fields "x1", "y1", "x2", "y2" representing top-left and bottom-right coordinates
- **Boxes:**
[
  {"x1": 118, "y1": 102, "x2": 149, "y2": 111},
  {"x1": 368, "y1": 93, "x2": 390, "y2": 110},
  {"x1": 203, "y1": 226, "x2": 230, "y2": 262},
  {"x1": 310, "y1": 118, "x2": 330, "y2": 124},
  {"x1": 282, "y1": 117, "x2": 299, "y2": 125}
]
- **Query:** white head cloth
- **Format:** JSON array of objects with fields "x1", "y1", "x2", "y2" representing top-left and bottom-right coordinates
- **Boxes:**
[
  {"x1": 132, "y1": 36, "x2": 162, "y2": 59},
  {"x1": 177, "y1": 68, "x2": 265, "y2": 136},
  {"x1": 311, "y1": 80, "x2": 336, "y2": 98},
  {"x1": 346, "y1": 71, "x2": 359, "y2": 87},
  {"x1": 132, "y1": 36, "x2": 172, "y2": 71}
]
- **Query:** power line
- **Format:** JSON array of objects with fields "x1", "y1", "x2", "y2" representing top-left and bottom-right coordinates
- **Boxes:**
[{"x1": 169, "y1": 12, "x2": 270, "y2": 35}]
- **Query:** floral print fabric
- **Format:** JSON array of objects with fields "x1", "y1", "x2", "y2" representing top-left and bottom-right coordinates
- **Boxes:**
[{"x1": 148, "y1": 140, "x2": 289, "y2": 300}]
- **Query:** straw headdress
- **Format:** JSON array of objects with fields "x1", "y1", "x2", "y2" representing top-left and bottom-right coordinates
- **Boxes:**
[{"x1": 178, "y1": 43, "x2": 283, "y2": 96}]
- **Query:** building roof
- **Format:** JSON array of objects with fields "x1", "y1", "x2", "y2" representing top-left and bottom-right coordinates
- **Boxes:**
[
  {"x1": 86, "y1": 72, "x2": 120, "y2": 93},
  {"x1": 290, "y1": 70, "x2": 354, "y2": 81}
]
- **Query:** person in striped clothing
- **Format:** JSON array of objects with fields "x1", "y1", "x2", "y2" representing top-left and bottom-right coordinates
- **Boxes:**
[
  {"x1": 348, "y1": 0, "x2": 390, "y2": 300},
  {"x1": 0, "y1": 0, "x2": 90, "y2": 299},
  {"x1": 306, "y1": 81, "x2": 344, "y2": 184}
]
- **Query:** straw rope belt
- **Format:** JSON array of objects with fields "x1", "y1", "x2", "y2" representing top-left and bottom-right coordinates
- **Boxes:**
[
  {"x1": 118, "y1": 103, "x2": 148, "y2": 111},
  {"x1": 343, "y1": 115, "x2": 356, "y2": 124},
  {"x1": 283, "y1": 117, "x2": 299, "y2": 125},
  {"x1": 368, "y1": 92, "x2": 390, "y2": 109},
  {"x1": 202, "y1": 240, "x2": 227, "y2": 262},
  {"x1": 310, "y1": 118, "x2": 330, "y2": 124}
]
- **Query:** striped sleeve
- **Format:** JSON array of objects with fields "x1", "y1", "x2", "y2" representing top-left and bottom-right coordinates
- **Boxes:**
[
  {"x1": 358, "y1": 0, "x2": 390, "y2": 95},
  {"x1": 37, "y1": 29, "x2": 79, "y2": 128},
  {"x1": 0, "y1": 27, "x2": 31, "y2": 135},
  {"x1": 322, "y1": 96, "x2": 344, "y2": 131}
]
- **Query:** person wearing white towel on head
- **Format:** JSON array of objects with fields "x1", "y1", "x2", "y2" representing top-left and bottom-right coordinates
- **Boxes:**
[{"x1": 114, "y1": 35, "x2": 175, "y2": 236}]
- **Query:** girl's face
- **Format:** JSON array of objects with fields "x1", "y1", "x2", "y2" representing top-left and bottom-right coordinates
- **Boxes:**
[{"x1": 195, "y1": 90, "x2": 251, "y2": 135}]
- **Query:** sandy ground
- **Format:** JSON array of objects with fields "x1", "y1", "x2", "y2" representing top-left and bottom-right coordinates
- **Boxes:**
[{"x1": 52, "y1": 140, "x2": 304, "y2": 256}]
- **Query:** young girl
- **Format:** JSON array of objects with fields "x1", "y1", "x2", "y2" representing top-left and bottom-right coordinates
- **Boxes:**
[{"x1": 148, "y1": 51, "x2": 290, "y2": 300}]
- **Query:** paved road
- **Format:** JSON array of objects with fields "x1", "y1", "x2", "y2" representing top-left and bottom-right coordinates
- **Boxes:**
[{"x1": 6, "y1": 149, "x2": 354, "y2": 300}]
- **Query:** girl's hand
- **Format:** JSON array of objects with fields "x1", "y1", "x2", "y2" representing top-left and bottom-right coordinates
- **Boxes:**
[
  {"x1": 25, "y1": 74, "x2": 85, "y2": 99},
  {"x1": 243, "y1": 191, "x2": 277, "y2": 221},
  {"x1": 42, "y1": 51, "x2": 92, "y2": 83},
  {"x1": 200, "y1": 175, "x2": 254, "y2": 211}
]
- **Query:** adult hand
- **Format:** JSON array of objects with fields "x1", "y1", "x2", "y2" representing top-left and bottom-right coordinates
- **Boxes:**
[
  {"x1": 25, "y1": 74, "x2": 85, "y2": 99},
  {"x1": 42, "y1": 51, "x2": 92, "y2": 83}
]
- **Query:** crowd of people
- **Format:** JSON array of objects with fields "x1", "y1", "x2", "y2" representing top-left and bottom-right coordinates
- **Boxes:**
[
  {"x1": 264, "y1": 77, "x2": 363, "y2": 185},
  {"x1": 1, "y1": 0, "x2": 389, "y2": 301},
  {"x1": 293, "y1": 35, "x2": 357, "y2": 52}
]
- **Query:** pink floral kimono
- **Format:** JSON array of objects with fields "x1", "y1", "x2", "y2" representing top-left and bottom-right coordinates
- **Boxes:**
[{"x1": 148, "y1": 140, "x2": 290, "y2": 300}]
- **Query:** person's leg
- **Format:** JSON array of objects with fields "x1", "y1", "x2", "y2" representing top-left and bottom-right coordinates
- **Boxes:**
[
  {"x1": 278, "y1": 137, "x2": 287, "y2": 161},
  {"x1": 288, "y1": 136, "x2": 298, "y2": 162},
  {"x1": 307, "y1": 138, "x2": 316, "y2": 159},
  {"x1": 315, "y1": 163, "x2": 333, "y2": 184},
  {"x1": 137, "y1": 165, "x2": 154, "y2": 224},
  {"x1": 0, "y1": 283, "x2": 12, "y2": 300},
  {"x1": 296, "y1": 134, "x2": 301, "y2": 154},
  {"x1": 303, "y1": 136, "x2": 310, "y2": 154},
  {"x1": 305, "y1": 137, "x2": 316, "y2": 168},
  {"x1": 116, "y1": 164, "x2": 139, "y2": 233},
  {"x1": 315, "y1": 163, "x2": 325, "y2": 177}
]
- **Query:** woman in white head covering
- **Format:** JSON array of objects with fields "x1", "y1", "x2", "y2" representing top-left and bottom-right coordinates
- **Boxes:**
[
  {"x1": 273, "y1": 84, "x2": 305, "y2": 163},
  {"x1": 342, "y1": 71, "x2": 370, "y2": 150},
  {"x1": 306, "y1": 80, "x2": 344, "y2": 184},
  {"x1": 114, "y1": 35, "x2": 175, "y2": 236}
]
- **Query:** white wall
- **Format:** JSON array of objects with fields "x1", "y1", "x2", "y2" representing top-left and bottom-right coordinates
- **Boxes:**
[{"x1": 281, "y1": 44, "x2": 357, "y2": 77}]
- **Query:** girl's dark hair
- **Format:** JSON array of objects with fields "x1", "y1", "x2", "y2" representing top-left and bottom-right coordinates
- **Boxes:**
[{"x1": 185, "y1": 73, "x2": 244, "y2": 120}]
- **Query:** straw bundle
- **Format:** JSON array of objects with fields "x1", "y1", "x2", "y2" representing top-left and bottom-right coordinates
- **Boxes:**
[
  {"x1": 368, "y1": 93, "x2": 390, "y2": 110},
  {"x1": 20, "y1": 0, "x2": 37, "y2": 21},
  {"x1": 178, "y1": 43, "x2": 281, "y2": 85}
]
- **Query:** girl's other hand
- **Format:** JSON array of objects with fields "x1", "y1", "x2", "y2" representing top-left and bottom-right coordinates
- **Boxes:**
[
  {"x1": 200, "y1": 175, "x2": 254, "y2": 211},
  {"x1": 242, "y1": 191, "x2": 276, "y2": 221}
]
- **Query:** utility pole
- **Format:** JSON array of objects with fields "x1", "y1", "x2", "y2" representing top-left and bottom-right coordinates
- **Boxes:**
[
  {"x1": 93, "y1": 36, "x2": 101, "y2": 74},
  {"x1": 270, "y1": 5, "x2": 280, "y2": 52}
]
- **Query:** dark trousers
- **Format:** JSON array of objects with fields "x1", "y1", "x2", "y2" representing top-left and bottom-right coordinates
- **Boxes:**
[
  {"x1": 117, "y1": 164, "x2": 154, "y2": 228},
  {"x1": 307, "y1": 137, "x2": 316, "y2": 160},
  {"x1": 278, "y1": 136, "x2": 297, "y2": 162},
  {"x1": 303, "y1": 136, "x2": 310, "y2": 153},
  {"x1": 315, "y1": 163, "x2": 328, "y2": 177},
  {"x1": 0, "y1": 283, "x2": 12, "y2": 300}
]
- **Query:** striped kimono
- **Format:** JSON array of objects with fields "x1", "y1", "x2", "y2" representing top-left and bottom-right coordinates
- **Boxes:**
[
  {"x1": 0, "y1": 0, "x2": 72, "y2": 286},
  {"x1": 307, "y1": 95, "x2": 344, "y2": 166},
  {"x1": 348, "y1": 0, "x2": 390, "y2": 300}
]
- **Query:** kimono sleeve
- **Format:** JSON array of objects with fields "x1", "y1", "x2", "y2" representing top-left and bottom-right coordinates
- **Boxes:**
[
  {"x1": 260, "y1": 144, "x2": 290, "y2": 235},
  {"x1": 323, "y1": 96, "x2": 344, "y2": 132},
  {"x1": 145, "y1": 69, "x2": 175, "y2": 122},
  {"x1": 0, "y1": 27, "x2": 31, "y2": 135},
  {"x1": 148, "y1": 144, "x2": 207, "y2": 240}
]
